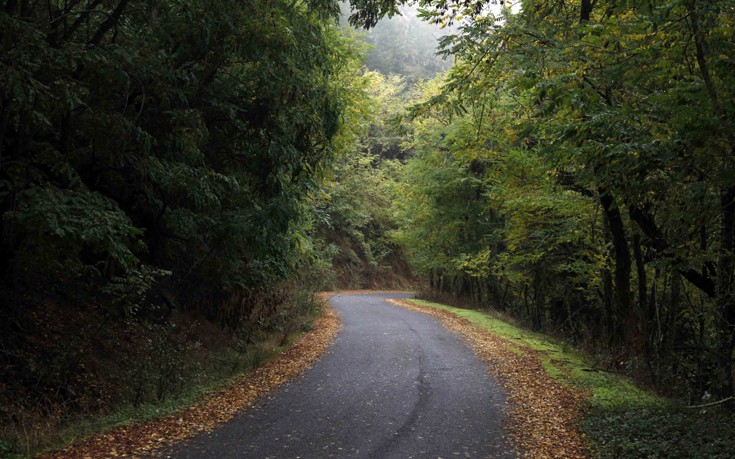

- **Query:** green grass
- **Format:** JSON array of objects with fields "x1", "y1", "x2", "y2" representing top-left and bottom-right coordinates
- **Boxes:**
[{"x1": 405, "y1": 299, "x2": 735, "y2": 458}]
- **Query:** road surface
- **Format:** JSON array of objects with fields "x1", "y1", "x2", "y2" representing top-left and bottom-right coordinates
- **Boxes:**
[{"x1": 158, "y1": 292, "x2": 516, "y2": 458}]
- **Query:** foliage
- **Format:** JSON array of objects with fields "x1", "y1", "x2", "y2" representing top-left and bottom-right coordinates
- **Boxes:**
[
  {"x1": 0, "y1": 0, "x2": 356, "y2": 319},
  {"x1": 396, "y1": 77, "x2": 602, "y2": 332},
  {"x1": 371, "y1": 0, "x2": 735, "y2": 404},
  {"x1": 584, "y1": 405, "x2": 735, "y2": 459},
  {"x1": 314, "y1": 70, "x2": 415, "y2": 288},
  {"x1": 36, "y1": 293, "x2": 338, "y2": 459},
  {"x1": 0, "y1": 0, "x2": 366, "y2": 454}
]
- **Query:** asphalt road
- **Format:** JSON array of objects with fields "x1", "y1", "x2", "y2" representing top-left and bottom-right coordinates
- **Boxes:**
[{"x1": 159, "y1": 292, "x2": 516, "y2": 458}]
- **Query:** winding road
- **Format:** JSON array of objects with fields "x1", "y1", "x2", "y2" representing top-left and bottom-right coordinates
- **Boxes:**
[{"x1": 159, "y1": 292, "x2": 516, "y2": 458}]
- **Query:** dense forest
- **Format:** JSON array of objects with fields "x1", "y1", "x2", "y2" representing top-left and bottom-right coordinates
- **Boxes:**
[
  {"x1": 0, "y1": 0, "x2": 378, "y2": 453},
  {"x1": 1, "y1": 0, "x2": 734, "y2": 456},
  {"x1": 388, "y1": 0, "x2": 735, "y2": 404},
  {"x1": 349, "y1": 0, "x2": 735, "y2": 404}
]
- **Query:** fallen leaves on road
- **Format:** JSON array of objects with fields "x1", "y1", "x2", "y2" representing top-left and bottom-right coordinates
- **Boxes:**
[
  {"x1": 389, "y1": 299, "x2": 588, "y2": 459},
  {"x1": 39, "y1": 300, "x2": 341, "y2": 459}
]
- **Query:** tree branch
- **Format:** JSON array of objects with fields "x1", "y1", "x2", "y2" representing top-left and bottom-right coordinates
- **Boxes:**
[
  {"x1": 88, "y1": 0, "x2": 129, "y2": 46},
  {"x1": 628, "y1": 203, "x2": 716, "y2": 297}
]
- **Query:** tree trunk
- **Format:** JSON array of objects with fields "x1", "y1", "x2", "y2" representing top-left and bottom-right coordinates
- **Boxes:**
[
  {"x1": 715, "y1": 186, "x2": 735, "y2": 399},
  {"x1": 580, "y1": 0, "x2": 593, "y2": 22},
  {"x1": 650, "y1": 267, "x2": 661, "y2": 385},
  {"x1": 632, "y1": 233, "x2": 647, "y2": 352},
  {"x1": 599, "y1": 188, "x2": 633, "y2": 346},
  {"x1": 601, "y1": 221, "x2": 615, "y2": 342},
  {"x1": 633, "y1": 234, "x2": 647, "y2": 313},
  {"x1": 666, "y1": 272, "x2": 681, "y2": 377},
  {"x1": 499, "y1": 279, "x2": 509, "y2": 310},
  {"x1": 532, "y1": 264, "x2": 545, "y2": 331}
]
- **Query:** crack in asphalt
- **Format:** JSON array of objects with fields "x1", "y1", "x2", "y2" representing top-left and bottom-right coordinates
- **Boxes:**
[{"x1": 367, "y1": 319, "x2": 430, "y2": 459}]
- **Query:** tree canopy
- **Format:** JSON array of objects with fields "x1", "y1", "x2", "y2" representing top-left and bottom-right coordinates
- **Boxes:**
[
  {"x1": 357, "y1": 0, "x2": 735, "y2": 401},
  {"x1": 1, "y1": 0, "x2": 360, "y2": 322},
  {"x1": 1, "y1": 1, "x2": 369, "y2": 449}
]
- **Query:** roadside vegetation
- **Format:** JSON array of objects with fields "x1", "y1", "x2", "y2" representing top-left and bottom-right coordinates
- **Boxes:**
[
  {"x1": 376, "y1": 0, "x2": 735, "y2": 421},
  {"x1": 1, "y1": 289, "x2": 324, "y2": 458},
  {"x1": 405, "y1": 298, "x2": 735, "y2": 458}
]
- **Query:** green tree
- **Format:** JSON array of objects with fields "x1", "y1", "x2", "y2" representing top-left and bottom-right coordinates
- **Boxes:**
[
  {"x1": 351, "y1": 0, "x2": 735, "y2": 399},
  {"x1": 1, "y1": 0, "x2": 355, "y2": 320},
  {"x1": 314, "y1": 70, "x2": 412, "y2": 288},
  {"x1": 0, "y1": 1, "x2": 366, "y2": 445}
]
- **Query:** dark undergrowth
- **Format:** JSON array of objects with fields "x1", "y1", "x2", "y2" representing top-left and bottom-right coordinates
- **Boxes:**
[
  {"x1": 0, "y1": 288, "x2": 322, "y2": 459},
  {"x1": 584, "y1": 404, "x2": 734, "y2": 458}
]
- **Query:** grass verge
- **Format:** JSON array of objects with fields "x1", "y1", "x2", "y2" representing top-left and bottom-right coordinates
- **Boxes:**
[{"x1": 404, "y1": 299, "x2": 735, "y2": 459}]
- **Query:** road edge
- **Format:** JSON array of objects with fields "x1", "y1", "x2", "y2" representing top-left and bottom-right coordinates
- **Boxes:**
[{"x1": 39, "y1": 296, "x2": 341, "y2": 459}]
